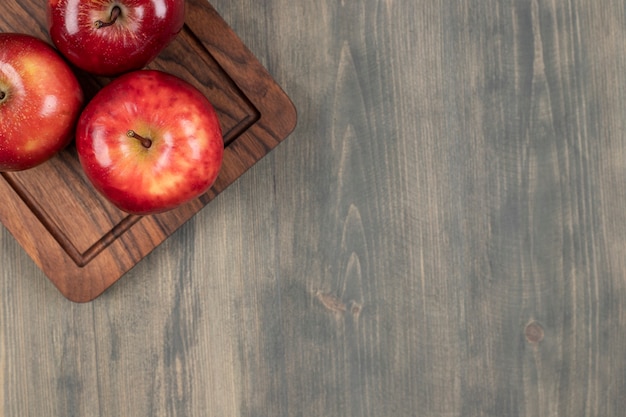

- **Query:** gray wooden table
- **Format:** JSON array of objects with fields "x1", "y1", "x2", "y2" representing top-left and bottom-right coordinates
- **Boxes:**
[{"x1": 2, "y1": 0, "x2": 625, "y2": 415}]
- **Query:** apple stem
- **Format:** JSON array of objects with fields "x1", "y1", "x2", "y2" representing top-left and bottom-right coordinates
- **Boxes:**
[
  {"x1": 0, "y1": 91, "x2": 5, "y2": 101},
  {"x1": 127, "y1": 130, "x2": 152, "y2": 149},
  {"x1": 95, "y1": 6, "x2": 122, "y2": 29}
]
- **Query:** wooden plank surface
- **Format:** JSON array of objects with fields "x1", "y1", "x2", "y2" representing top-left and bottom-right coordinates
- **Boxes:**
[{"x1": 2, "y1": 0, "x2": 626, "y2": 415}]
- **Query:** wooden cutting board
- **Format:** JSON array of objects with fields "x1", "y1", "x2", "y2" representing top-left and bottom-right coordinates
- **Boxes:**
[{"x1": 0, "y1": 0, "x2": 297, "y2": 302}]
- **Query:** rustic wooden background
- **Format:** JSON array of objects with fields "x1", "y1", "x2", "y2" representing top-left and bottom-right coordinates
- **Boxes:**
[{"x1": 2, "y1": 0, "x2": 626, "y2": 415}]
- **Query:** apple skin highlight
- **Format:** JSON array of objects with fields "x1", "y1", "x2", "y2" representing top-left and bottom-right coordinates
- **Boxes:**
[{"x1": 76, "y1": 70, "x2": 224, "y2": 215}]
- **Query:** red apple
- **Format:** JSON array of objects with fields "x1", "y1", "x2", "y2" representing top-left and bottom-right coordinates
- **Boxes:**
[
  {"x1": 76, "y1": 70, "x2": 223, "y2": 215},
  {"x1": 0, "y1": 33, "x2": 84, "y2": 172},
  {"x1": 47, "y1": 0, "x2": 185, "y2": 76}
]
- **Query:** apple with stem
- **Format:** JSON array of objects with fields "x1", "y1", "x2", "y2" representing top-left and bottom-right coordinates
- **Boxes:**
[
  {"x1": 76, "y1": 70, "x2": 224, "y2": 215},
  {"x1": 0, "y1": 33, "x2": 84, "y2": 171},
  {"x1": 47, "y1": 0, "x2": 185, "y2": 76}
]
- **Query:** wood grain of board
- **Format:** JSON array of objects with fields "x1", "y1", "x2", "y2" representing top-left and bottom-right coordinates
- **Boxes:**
[{"x1": 0, "y1": 0, "x2": 296, "y2": 302}]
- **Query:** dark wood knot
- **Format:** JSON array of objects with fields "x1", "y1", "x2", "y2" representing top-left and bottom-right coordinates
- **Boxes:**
[{"x1": 524, "y1": 321, "x2": 544, "y2": 344}]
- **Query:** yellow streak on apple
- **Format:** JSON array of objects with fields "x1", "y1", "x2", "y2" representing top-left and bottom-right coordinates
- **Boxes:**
[
  {"x1": 19, "y1": 56, "x2": 41, "y2": 80},
  {"x1": 22, "y1": 139, "x2": 40, "y2": 153},
  {"x1": 147, "y1": 173, "x2": 186, "y2": 198}
]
